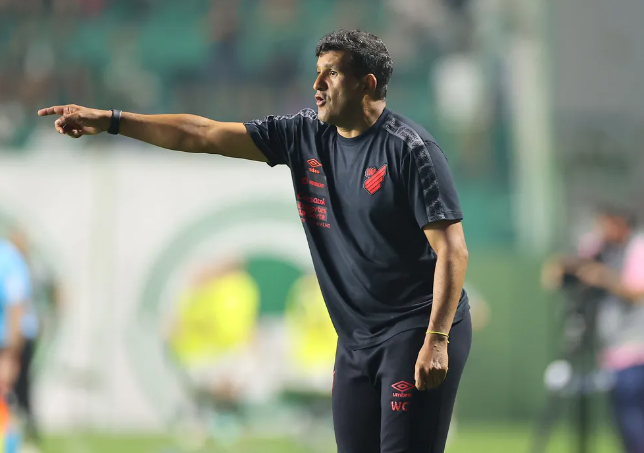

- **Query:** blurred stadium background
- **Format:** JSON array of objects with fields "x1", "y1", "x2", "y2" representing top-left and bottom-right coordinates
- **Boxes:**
[{"x1": 1, "y1": 0, "x2": 643, "y2": 451}]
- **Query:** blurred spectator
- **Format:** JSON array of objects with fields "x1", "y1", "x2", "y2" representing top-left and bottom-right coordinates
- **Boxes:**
[
  {"x1": 4, "y1": 227, "x2": 54, "y2": 448},
  {"x1": 166, "y1": 258, "x2": 261, "y2": 397},
  {"x1": 8, "y1": 229, "x2": 62, "y2": 344},
  {"x1": 0, "y1": 237, "x2": 30, "y2": 403},
  {"x1": 163, "y1": 258, "x2": 263, "y2": 446},
  {"x1": 542, "y1": 205, "x2": 644, "y2": 453},
  {"x1": 283, "y1": 273, "x2": 336, "y2": 391}
]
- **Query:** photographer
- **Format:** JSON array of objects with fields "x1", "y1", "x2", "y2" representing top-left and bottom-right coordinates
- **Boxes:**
[{"x1": 542, "y1": 206, "x2": 644, "y2": 453}]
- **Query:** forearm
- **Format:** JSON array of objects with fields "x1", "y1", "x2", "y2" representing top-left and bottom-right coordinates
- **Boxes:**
[
  {"x1": 6, "y1": 328, "x2": 23, "y2": 353},
  {"x1": 40, "y1": 104, "x2": 266, "y2": 161},
  {"x1": 428, "y1": 248, "x2": 469, "y2": 335},
  {"x1": 607, "y1": 280, "x2": 644, "y2": 304},
  {"x1": 118, "y1": 112, "x2": 218, "y2": 153},
  {"x1": 6, "y1": 307, "x2": 24, "y2": 353}
]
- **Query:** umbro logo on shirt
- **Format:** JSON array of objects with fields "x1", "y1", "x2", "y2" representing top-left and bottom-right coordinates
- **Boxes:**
[
  {"x1": 308, "y1": 158, "x2": 322, "y2": 174},
  {"x1": 364, "y1": 164, "x2": 387, "y2": 194}
]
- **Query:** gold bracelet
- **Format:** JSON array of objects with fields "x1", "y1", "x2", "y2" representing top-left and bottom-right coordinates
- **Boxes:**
[{"x1": 426, "y1": 330, "x2": 450, "y2": 343}]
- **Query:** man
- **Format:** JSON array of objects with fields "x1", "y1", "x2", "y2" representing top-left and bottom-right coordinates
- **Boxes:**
[
  {"x1": 7, "y1": 228, "x2": 48, "y2": 446},
  {"x1": 38, "y1": 29, "x2": 472, "y2": 452},
  {"x1": 542, "y1": 206, "x2": 644, "y2": 453}
]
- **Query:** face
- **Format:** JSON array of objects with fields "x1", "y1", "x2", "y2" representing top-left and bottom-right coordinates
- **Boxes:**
[
  {"x1": 599, "y1": 214, "x2": 630, "y2": 244},
  {"x1": 313, "y1": 51, "x2": 364, "y2": 125},
  {"x1": 8, "y1": 228, "x2": 29, "y2": 255}
]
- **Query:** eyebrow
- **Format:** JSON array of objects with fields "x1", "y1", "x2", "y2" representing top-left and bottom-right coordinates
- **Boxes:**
[{"x1": 316, "y1": 64, "x2": 337, "y2": 71}]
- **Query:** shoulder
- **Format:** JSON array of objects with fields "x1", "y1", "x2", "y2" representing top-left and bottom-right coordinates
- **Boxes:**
[
  {"x1": 627, "y1": 234, "x2": 644, "y2": 257},
  {"x1": 381, "y1": 111, "x2": 443, "y2": 160},
  {"x1": 381, "y1": 110, "x2": 446, "y2": 164},
  {"x1": 0, "y1": 240, "x2": 18, "y2": 265},
  {"x1": 382, "y1": 110, "x2": 438, "y2": 148},
  {"x1": 275, "y1": 108, "x2": 320, "y2": 124},
  {"x1": 246, "y1": 108, "x2": 322, "y2": 129},
  {"x1": 0, "y1": 240, "x2": 28, "y2": 277}
]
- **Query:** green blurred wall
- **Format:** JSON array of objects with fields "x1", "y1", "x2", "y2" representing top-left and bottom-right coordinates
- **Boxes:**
[{"x1": 458, "y1": 248, "x2": 554, "y2": 421}]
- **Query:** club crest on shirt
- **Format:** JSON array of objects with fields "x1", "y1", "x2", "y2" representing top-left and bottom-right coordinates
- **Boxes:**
[{"x1": 363, "y1": 164, "x2": 387, "y2": 194}]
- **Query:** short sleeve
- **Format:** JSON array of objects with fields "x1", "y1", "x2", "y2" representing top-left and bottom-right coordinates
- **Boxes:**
[
  {"x1": 622, "y1": 236, "x2": 644, "y2": 292},
  {"x1": 402, "y1": 140, "x2": 463, "y2": 229},
  {"x1": 1, "y1": 249, "x2": 31, "y2": 306},
  {"x1": 243, "y1": 109, "x2": 317, "y2": 168}
]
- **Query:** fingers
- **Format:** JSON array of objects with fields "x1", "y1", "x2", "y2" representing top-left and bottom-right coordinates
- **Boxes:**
[
  {"x1": 38, "y1": 105, "x2": 72, "y2": 116},
  {"x1": 425, "y1": 371, "x2": 440, "y2": 389},
  {"x1": 37, "y1": 106, "x2": 59, "y2": 116},
  {"x1": 428, "y1": 369, "x2": 448, "y2": 389},
  {"x1": 59, "y1": 111, "x2": 81, "y2": 126},
  {"x1": 64, "y1": 126, "x2": 83, "y2": 138},
  {"x1": 55, "y1": 122, "x2": 83, "y2": 138},
  {"x1": 55, "y1": 117, "x2": 65, "y2": 134},
  {"x1": 415, "y1": 367, "x2": 425, "y2": 391},
  {"x1": 68, "y1": 129, "x2": 83, "y2": 139},
  {"x1": 54, "y1": 111, "x2": 84, "y2": 137},
  {"x1": 415, "y1": 368, "x2": 448, "y2": 391}
]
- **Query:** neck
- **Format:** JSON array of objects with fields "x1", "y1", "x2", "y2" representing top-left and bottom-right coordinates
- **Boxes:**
[{"x1": 336, "y1": 101, "x2": 387, "y2": 138}]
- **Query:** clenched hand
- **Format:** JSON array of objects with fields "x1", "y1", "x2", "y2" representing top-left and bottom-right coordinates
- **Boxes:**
[{"x1": 415, "y1": 335, "x2": 449, "y2": 390}]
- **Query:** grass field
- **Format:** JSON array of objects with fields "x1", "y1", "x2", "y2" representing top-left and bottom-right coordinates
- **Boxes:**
[{"x1": 39, "y1": 423, "x2": 622, "y2": 453}]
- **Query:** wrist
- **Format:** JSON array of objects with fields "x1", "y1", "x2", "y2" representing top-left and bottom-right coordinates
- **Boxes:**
[
  {"x1": 99, "y1": 110, "x2": 112, "y2": 132},
  {"x1": 107, "y1": 109, "x2": 123, "y2": 135},
  {"x1": 425, "y1": 330, "x2": 449, "y2": 345}
]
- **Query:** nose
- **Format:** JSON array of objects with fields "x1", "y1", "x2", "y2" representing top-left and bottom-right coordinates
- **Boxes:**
[{"x1": 313, "y1": 73, "x2": 326, "y2": 91}]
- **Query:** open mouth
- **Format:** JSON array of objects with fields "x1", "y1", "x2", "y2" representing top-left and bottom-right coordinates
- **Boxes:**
[{"x1": 315, "y1": 94, "x2": 326, "y2": 106}]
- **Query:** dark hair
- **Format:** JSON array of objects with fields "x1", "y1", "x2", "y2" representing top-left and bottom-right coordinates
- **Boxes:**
[
  {"x1": 315, "y1": 29, "x2": 393, "y2": 100},
  {"x1": 598, "y1": 203, "x2": 638, "y2": 228}
]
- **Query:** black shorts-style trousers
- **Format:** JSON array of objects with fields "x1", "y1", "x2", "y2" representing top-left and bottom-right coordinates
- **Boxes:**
[{"x1": 332, "y1": 310, "x2": 472, "y2": 453}]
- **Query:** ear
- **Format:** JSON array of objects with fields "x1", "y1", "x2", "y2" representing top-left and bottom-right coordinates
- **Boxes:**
[{"x1": 363, "y1": 74, "x2": 378, "y2": 95}]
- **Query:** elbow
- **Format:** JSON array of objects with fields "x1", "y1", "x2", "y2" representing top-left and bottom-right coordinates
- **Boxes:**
[
  {"x1": 457, "y1": 243, "x2": 469, "y2": 265},
  {"x1": 453, "y1": 233, "x2": 469, "y2": 261},
  {"x1": 442, "y1": 241, "x2": 469, "y2": 265},
  {"x1": 198, "y1": 120, "x2": 222, "y2": 154},
  {"x1": 178, "y1": 116, "x2": 219, "y2": 154}
]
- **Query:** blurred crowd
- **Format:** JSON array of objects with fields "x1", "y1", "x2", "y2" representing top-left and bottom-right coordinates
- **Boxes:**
[{"x1": 0, "y1": 0, "x2": 480, "y2": 150}]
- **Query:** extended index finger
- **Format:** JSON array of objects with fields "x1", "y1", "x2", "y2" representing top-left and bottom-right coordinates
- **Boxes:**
[{"x1": 37, "y1": 106, "x2": 67, "y2": 117}]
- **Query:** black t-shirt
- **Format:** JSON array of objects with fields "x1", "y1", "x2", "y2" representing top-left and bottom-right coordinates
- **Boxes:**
[{"x1": 244, "y1": 107, "x2": 469, "y2": 349}]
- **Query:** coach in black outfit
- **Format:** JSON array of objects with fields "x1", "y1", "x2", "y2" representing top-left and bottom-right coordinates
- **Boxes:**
[{"x1": 38, "y1": 29, "x2": 472, "y2": 453}]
